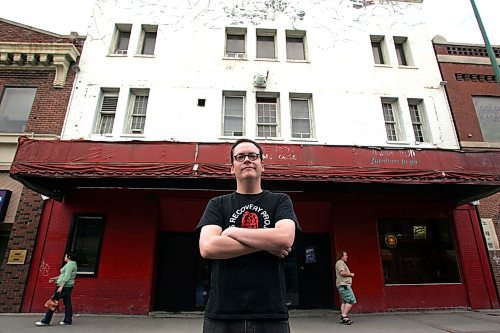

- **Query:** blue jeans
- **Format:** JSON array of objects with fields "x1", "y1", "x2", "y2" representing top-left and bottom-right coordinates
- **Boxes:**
[
  {"x1": 42, "y1": 286, "x2": 73, "y2": 324},
  {"x1": 202, "y1": 317, "x2": 290, "y2": 333}
]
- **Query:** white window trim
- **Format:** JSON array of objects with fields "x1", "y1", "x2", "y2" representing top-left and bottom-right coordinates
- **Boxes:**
[
  {"x1": 256, "y1": 28, "x2": 277, "y2": 60},
  {"x1": 285, "y1": 30, "x2": 308, "y2": 62},
  {"x1": 109, "y1": 24, "x2": 132, "y2": 56},
  {"x1": 256, "y1": 93, "x2": 281, "y2": 139},
  {"x1": 394, "y1": 36, "x2": 414, "y2": 67},
  {"x1": 371, "y1": 35, "x2": 390, "y2": 66},
  {"x1": 407, "y1": 98, "x2": 431, "y2": 145},
  {"x1": 221, "y1": 91, "x2": 246, "y2": 137},
  {"x1": 94, "y1": 89, "x2": 119, "y2": 135},
  {"x1": 123, "y1": 88, "x2": 150, "y2": 135},
  {"x1": 224, "y1": 27, "x2": 247, "y2": 59},
  {"x1": 289, "y1": 94, "x2": 314, "y2": 140},
  {"x1": 136, "y1": 24, "x2": 158, "y2": 56},
  {"x1": 381, "y1": 97, "x2": 406, "y2": 143}
]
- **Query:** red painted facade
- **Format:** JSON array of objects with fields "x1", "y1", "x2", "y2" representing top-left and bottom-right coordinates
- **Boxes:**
[{"x1": 20, "y1": 189, "x2": 498, "y2": 314}]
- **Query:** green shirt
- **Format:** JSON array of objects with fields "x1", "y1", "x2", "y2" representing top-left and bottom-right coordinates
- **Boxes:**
[{"x1": 57, "y1": 260, "x2": 77, "y2": 288}]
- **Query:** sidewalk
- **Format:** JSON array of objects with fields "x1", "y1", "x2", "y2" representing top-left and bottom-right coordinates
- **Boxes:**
[{"x1": 2, "y1": 309, "x2": 500, "y2": 333}]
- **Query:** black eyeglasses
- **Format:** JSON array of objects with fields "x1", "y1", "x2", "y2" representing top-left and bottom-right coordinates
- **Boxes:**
[{"x1": 233, "y1": 153, "x2": 260, "y2": 162}]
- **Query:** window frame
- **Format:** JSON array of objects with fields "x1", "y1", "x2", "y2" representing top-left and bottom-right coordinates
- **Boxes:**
[
  {"x1": 381, "y1": 97, "x2": 405, "y2": 143},
  {"x1": 0, "y1": 86, "x2": 37, "y2": 134},
  {"x1": 65, "y1": 214, "x2": 105, "y2": 277},
  {"x1": 408, "y1": 98, "x2": 430, "y2": 144},
  {"x1": 289, "y1": 94, "x2": 314, "y2": 139},
  {"x1": 225, "y1": 27, "x2": 247, "y2": 59},
  {"x1": 394, "y1": 36, "x2": 413, "y2": 66},
  {"x1": 111, "y1": 24, "x2": 132, "y2": 55},
  {"x1": 137, "y1": 24, "x2": 158, "y2": 55},
  {"x1": 221, "y1": 91, "x2": 246, "y2": 137},
  {"x1": 371, "y1": 35, "x2": 388, "y2": 65},
  {"x1": 125, "y1": 88, "x2": 150, "y2": 135},
  {"x1": 256, "y1": 29, "x2": 277, "y2": 60},
  {"x1": 286, "y1": 30, "x2": 307, "y2": 61},
  {"x1": 94, "y1": 89, "x2": 119, "y2": 135},
  {"x1": 256, "y1": 93, "x2": 280, "y2": 139}
]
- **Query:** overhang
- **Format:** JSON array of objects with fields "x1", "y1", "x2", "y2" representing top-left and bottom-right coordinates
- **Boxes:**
[{"x1": 10, "y1": 137, "x2": 500, "y2": 202}]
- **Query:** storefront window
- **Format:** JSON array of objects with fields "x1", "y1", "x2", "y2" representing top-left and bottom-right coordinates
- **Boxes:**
[
  {"x1": 378, "y1": 218, "x2": 461, "y2": 284},
  {"x1": 67, "y1": 215, "x2": 105, "y2": 276}
]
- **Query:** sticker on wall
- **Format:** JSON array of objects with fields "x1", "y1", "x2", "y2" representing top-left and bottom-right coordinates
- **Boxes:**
[
  {"x1": 305, "y1": 247, "x2": 317, "y2": 263},
  {"x1": 481, "y1": 218, "x2": 500, "y2": 251},
  {"x1": 413, "y1": 225, "x2": 427, "y2": 239},
  {"x1": 385, "y1": 233, "x2": 397, "y2": 248}
]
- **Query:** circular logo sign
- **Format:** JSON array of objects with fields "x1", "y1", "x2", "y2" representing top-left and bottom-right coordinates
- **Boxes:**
[{"x1": 385, "y1": 233, "x2": 398, "y2": 248}]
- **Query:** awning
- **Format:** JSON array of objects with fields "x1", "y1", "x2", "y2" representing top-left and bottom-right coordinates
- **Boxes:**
[{"x1": 10, "y1": 137, "x2": 500, "y2": 202}]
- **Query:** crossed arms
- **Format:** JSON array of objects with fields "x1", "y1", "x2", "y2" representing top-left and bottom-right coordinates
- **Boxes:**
[{"x1": 199, "y1": 219, "x2": 296, "y2": 259}]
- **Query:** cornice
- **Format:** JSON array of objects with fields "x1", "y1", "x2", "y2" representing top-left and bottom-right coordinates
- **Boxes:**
[{"x1": 0, "y1": 42, "x2": 80, "y2": 88}]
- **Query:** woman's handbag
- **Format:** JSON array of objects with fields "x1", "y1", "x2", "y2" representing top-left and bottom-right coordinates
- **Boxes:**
[{"x1": 44, "y1": 292, "x2": 60, "y2": 311}]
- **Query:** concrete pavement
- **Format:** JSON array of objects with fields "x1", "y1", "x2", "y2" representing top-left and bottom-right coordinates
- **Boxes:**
[{"x1": 2, "y1": 309, "x2": 500, "y2": 333}]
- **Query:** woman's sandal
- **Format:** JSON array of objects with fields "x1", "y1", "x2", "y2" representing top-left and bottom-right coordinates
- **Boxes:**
[{"x1": 340, "y1": 315, "x2": 353, "y2": 325}]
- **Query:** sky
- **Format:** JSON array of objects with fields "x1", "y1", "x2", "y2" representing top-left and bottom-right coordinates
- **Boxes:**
[{"x1": 1, "y1": 0, "x2": 499, "y2": 44}]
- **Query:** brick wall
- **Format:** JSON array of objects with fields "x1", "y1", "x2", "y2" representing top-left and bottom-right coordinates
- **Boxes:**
[
  {"x1": 0, "y1": 20, "x2": 84, "y2": 313},
  {"x1": 0, "y1": 188, "x2": 43, "y2": 312},
  {"x1": 478, "y1": 193, "x2": 500, "y2": 299}
]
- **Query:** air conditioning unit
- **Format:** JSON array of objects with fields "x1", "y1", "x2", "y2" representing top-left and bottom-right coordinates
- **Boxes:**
[{"x1": 253, "y1": 74, "x2": 267, "y2": 88}]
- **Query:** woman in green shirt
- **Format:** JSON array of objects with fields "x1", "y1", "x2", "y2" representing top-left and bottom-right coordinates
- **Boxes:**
[{"x1": 36, "y1": 252, "x2": 77, "y2": 326}]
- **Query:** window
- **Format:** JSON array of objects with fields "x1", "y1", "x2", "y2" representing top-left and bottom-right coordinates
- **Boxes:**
[
  {"x1": 225, "y1": 28, "x2": 246, "y2": 58},
  {"x1": 257, "y1": 95, "x2": 279, "y2": 138},
  {"x1": 286, "y1": 30, "x2": 306, "y2": 61},
  {"x1": 408, "y1": 99, "x2": 429, "y2": 143},
  {"x1": 0, "y1": 87, "x2": 36, "y2": 133},
  {"x1": 112, "y1": 24, "x2": 132, "y2": 55},
  {"x1": 371, "y1": 35, "x2": 387, "y2": 65},
  {"x1": 256, "y1": 29, "x2": 276, "y2": 59},
  {"x1": 66, "y1": 215, "x2": 105, "y2": 276},
  {"x1": 95, "y1": 90, "x2": 119, "y2": 135},
  {"x1": 222, "y1": 92, "x2": 245, "y2": 137},
  {"x1": 381, "y1": 98, "x2": 404, "y2": 142},
  {"x1": 125, "y1": 89, "x2": 149, "y2": 134},
  {"x1": 378, "y1": 218, "x2": 461, "y2": 284},
  {"x1": 138, "y1": 25, "x2": 157, "y2": 55},
  {"x1": 290, "y1": 95, "x2": 313, "y2": 139},
  {"x1": 394, "y1": 36, "x2": 412, "y2": 66},
  {"x1": 471, "y1": 96, "x2": 500, "y2": 143}
]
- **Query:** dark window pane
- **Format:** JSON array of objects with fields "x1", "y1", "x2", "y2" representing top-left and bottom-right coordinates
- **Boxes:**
[
  {"x1": 372, "y1": 41, "x2": 384, "y2": 64},
  {"x1": 257, "y1": 35, "x2": 275, "y2": 59},
  {"x1": 395, "y1": 43, "x2": 407, "y2": 65},
  {"x1": 142, "y1": 31, "x2": 157, "y2": 55},
  {"x1": 286, "y1": 37, "x2": 305, "y2": 60},
  {"x1": 68, "y1": 216, "x2": 105, "y2": 276},
  {"x1": 378, "y1": 218, "x2": 461, "y2": 284}
]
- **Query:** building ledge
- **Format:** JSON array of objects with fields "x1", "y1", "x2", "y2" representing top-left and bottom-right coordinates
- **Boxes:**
[{"x1": 0, "y1": 42, "x2": 80, "y2": 88}]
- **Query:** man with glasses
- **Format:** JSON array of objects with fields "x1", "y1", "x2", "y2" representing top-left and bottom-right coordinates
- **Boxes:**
[{"x1": 197, "y1": 138, "x2": 300, "y2": 333}]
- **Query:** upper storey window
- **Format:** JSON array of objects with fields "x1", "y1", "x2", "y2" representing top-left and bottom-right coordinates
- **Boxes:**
[
  {"x1": 394, "y1": 36, "x2": 413, "y2": 66},
  {"x1": 0, "y1": 87, "x2": 36, "y2": 133},
  {"x1": 256, "y1": 29, "x2": 277, "y2": 60},
  {"x1": 225, "y1": 28, "x2": 247, "y2": 59},
  {"x1": 371, "y1": 35, "x2": 388, "y2": 65},
  {"x1": 111, "y1": 24, "x2": 132, "y2": 55},
  {"x1": 138, "y1": 25, "x2": 158, "y2": 55},
  {"x1": 286, "y1": 30, "x2": 306, "y2": 61}
]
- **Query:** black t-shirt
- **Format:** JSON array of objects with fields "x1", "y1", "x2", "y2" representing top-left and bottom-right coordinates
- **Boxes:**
[{"x1": 196, "y1": 191, "x2": 300, "y2": 320}]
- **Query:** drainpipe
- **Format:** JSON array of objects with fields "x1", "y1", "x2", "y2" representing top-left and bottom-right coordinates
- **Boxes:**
[{"x1": 470, "y1": 0, "x2": 500, "y2": 84}]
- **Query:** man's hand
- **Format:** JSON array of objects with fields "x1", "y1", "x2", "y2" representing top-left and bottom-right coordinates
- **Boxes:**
[
  {"x1": 267, "y1": 247, "x2": 292, "y2": 258},
  {"x1": 49, "y1": 277, "x2": 57, "y2": 283},
  {"x1": 57, "y1": 286, "x2": 63, "y2": 293}
]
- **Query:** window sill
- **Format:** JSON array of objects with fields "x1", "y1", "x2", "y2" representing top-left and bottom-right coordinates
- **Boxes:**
[
  {"x1": 398, "y1": 65, "x2": 418, "y2": 70},
  {"x1": 290, "y1": 138, "x2": 317, "y2": 143},
  {"x1": 223, "y1": 56, "x2": 248, "y2": 61},
  {"x1": 286, "y1": 59, "x2": 310, "y2": 64},
  {"x1": 374, "y1": 64, "x2": 392, "y2": 68},
  {"x1": 133, "y1": 54, "x2": 155, "y2": 58},
  {"x1": 219, "y1": 136, "x2": 245, "y2": 140},
  {"x1": 255, "y1": 58, "x2": 279, "y2": 62},
  {"x1": 255, "y1": 137, "x2": 284, "y2": 141},
  {"x1": 107, "y1": 53, "x2": 128, "y2": 57},
  {"x1": 386, "y1": 140, "x2": 409, "y2": 145},
  {"x1": 120, "y1": 134, "x2": 146, "y2": 139}
]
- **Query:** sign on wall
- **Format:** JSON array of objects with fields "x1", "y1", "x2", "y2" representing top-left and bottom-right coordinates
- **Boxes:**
[
  {"x1": 7, "y1": 249, "x2": 27, "y2": 265},
  {"x1": 472, "y1": 96, "x2": 500, "y2": 143},
  {"x1": 481, "y1": 218, "x2": 500, "y2": 251}
]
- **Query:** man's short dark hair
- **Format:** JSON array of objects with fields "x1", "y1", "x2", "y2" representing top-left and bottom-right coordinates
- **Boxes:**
[
  {"x1": 66, "y1": 252, "x2": 77, "y2": 262},
  {"x1": 230, "y1": 139, "x2": 264, "y2": 163}
]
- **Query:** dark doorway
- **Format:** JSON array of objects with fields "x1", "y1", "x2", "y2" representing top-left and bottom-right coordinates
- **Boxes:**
[
  {"x1": 154, "y1": 233, "x2": 199, "y2": 311},
  {"x1": 294, "y1": 233, "x2": 334, "y2": 308}
]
